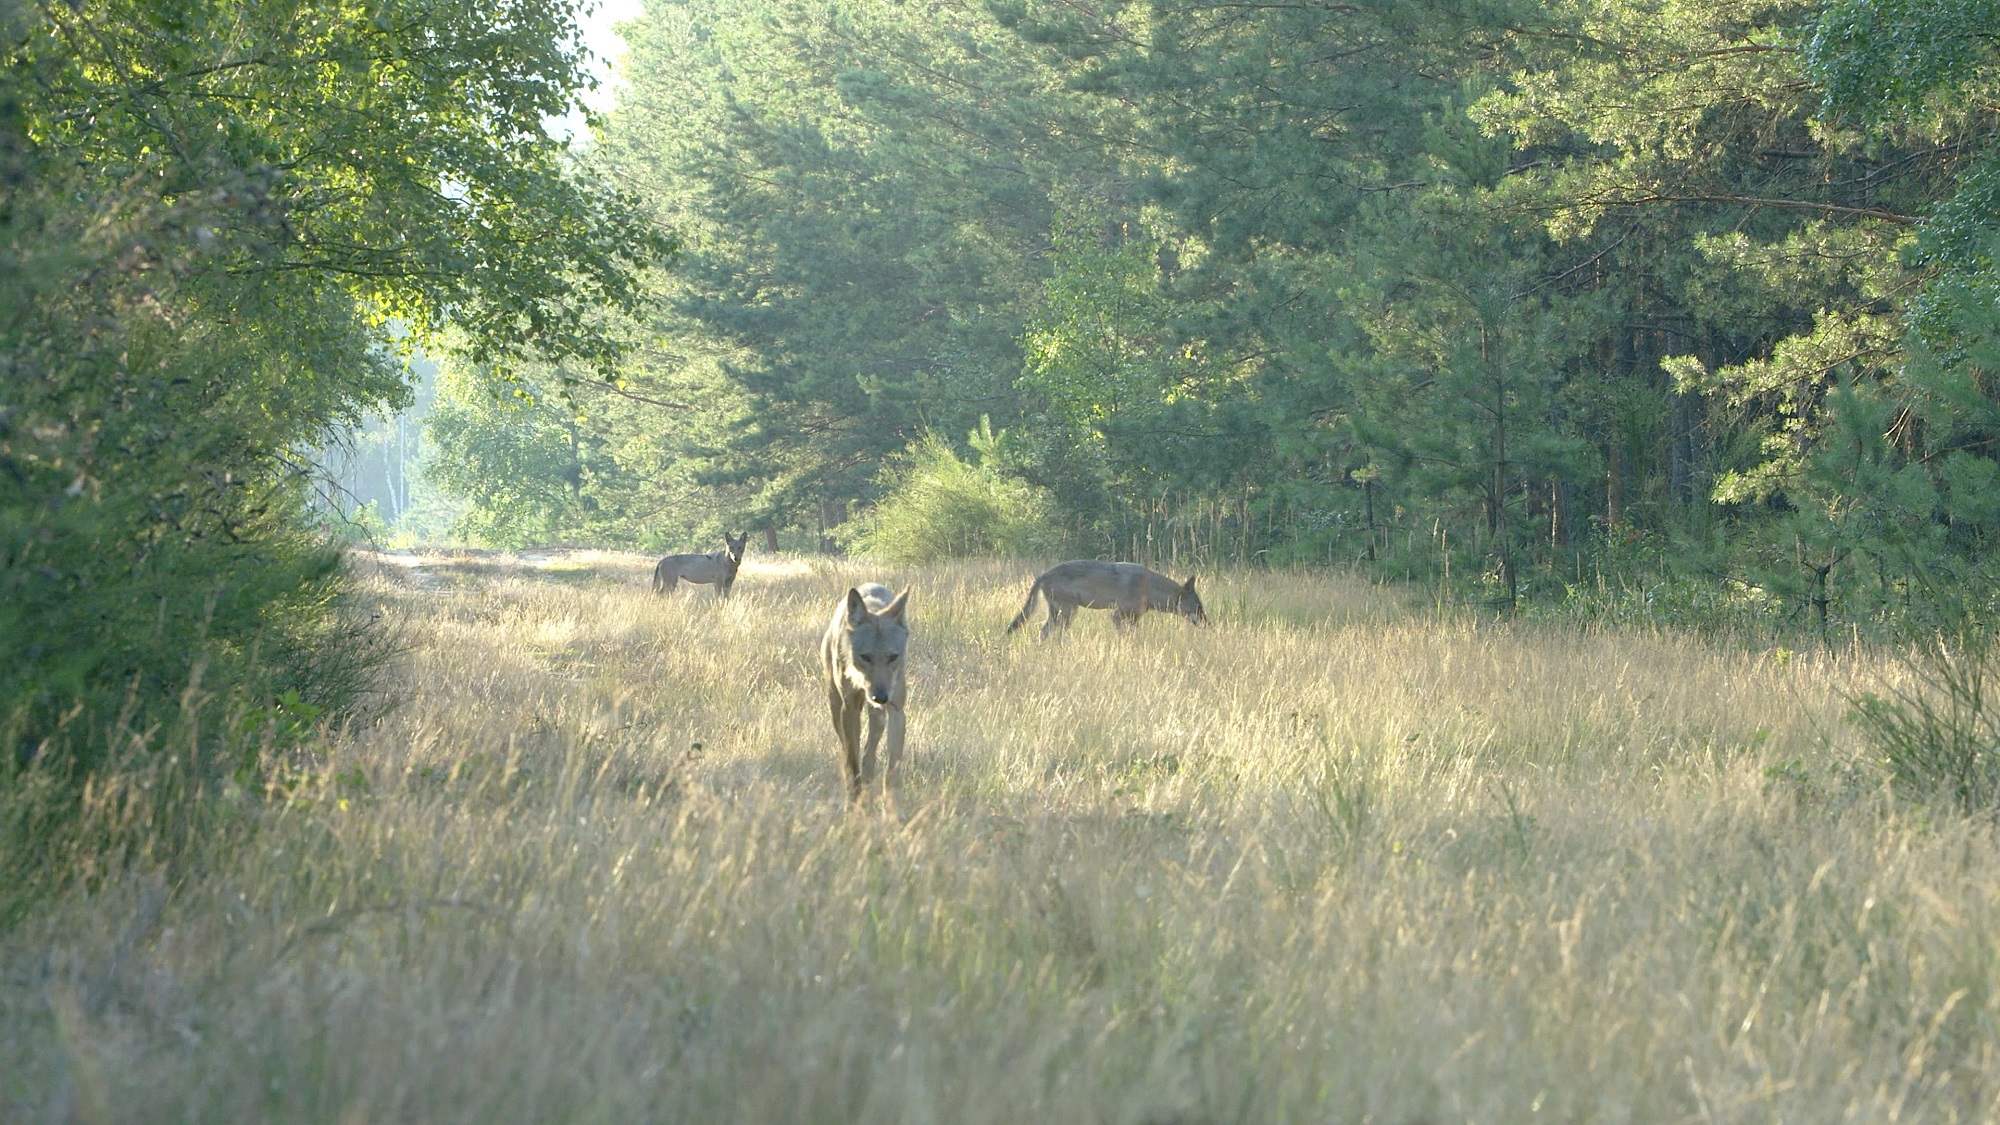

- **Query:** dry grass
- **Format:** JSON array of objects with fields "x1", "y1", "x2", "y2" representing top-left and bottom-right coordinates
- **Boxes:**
[{"x1": 7, "y1": 552, "x2": 2000, "y2": 1123}]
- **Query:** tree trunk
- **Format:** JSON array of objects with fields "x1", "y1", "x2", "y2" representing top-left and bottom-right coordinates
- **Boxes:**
[
  {"x1": 1362, "y1": 476, "x2": 1376, "y2": 563},
  {"x1": 1553, "y1": 479, "x2": 1576, "y2": 549},
  {"x1": 1606, "y1": 442, "x2": 1625, "y2": 529},
  {"x1": 1668, "y1": 387, "x2": 1694, "y2": 507},
  {"x1": 818, "y1": 497, "x2": 847, "y2": 555}
]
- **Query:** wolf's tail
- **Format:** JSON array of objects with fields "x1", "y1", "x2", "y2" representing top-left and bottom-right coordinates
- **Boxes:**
[
  {"x1": 1005, "y1": 577, "x2": 1043, "y2": 634},
  {"x1": 651, "y1": 558, "x2": 669, "y2": 594}
]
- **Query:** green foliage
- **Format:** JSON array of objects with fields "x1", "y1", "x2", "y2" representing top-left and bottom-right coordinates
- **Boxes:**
[
  {"x1": 313, "y1": 354, "x2": 461, "y2": 546},
  {"x1": 1339, "y1": 163, "x2": 1602, "y2": 609},
  {"x1": 1517, "y1": 525, "x2": 1786, "y2": 635},
  {"x1": 397, "y1": 0, "x2": 2000, "y2": 633},
  {"x1": 842, "y1": 421, "x2": 1063, "y2": 564},
  {"x1": 1, "y1": 110, "x2": 383, "y2": 778},
  {"x1": 10, "y1": 0, "x2": 668, "y2": 371},
  {"x1": 1013, "y1": 202, "x2": 1234, "y2": 542},
  {"x1": 2, "y1": 0, "x2": 669, "y2": 886},
  {"x1": 596, "y1": 0, "x2": 1093, "y2": 532},
  {"x1": 425, "y1": 359, "x2": 603, "y2": 547},
  {"x1": 1807, "y1": 0, "x2": 1999, "y2": 128},
  {"x1": 1852, "y1": 637, "x2": 2000, "y2": 812},
  {"x1": 1021, "y1": 207, "x2": 1198, "y2": 441}
]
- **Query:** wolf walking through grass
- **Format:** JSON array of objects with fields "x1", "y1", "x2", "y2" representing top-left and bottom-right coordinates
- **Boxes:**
[
  {"x1": 822, "y1": 582, "x2": 911, "y2": 800},
  {"x1": 1006, "y1": 560, "x2": 1206, "y2": 637}
]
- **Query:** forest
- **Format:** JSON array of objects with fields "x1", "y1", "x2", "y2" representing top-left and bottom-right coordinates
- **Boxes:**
[
  {"x1": 407, "y1": 0, "x2": 2000, "y2": 635},
  {"x1": 12, "y1": 2, "x2": 2000, "y2": 1118}
]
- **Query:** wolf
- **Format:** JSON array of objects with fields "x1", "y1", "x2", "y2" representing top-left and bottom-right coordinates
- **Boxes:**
[
  {"x1": 822, "y1": 583, "x2": 910, "y2": 800},
  {"x1": 1006, "y1": 560, "x2": 1206, "y2": 637},
  {"x1": 653, "y1": 531, "x2": 749, "y2": 597}
]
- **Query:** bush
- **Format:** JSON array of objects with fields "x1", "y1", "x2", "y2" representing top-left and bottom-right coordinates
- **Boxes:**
[
  {"x1": 1850, "y1": 637, "x2": 2000, "y2": 812},
  {"x1": 1, "y1": 57, "x2": 392, "y2": 906},
  {"x1": 1, "y1": 166, "x2": 394, "y2": 770},
  {"x1": 842, "y1": 422, "x2": 1065, "y2": 564}
]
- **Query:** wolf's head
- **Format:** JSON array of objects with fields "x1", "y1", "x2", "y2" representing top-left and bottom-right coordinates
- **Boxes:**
[
  {"x1": 1176, "y1": 576, "x2": 1207, "y2": 627},
  {"x1": 842, "y1": 586, "x2": 910, "y2": 706},
  {"x1": 723, "y1": 530, "x2": 749, "y2": 566}
]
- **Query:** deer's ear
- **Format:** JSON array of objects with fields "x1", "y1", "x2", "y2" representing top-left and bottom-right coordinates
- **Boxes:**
[
  {"x1": 882, "y1": 589, "x2": 910, "y2": 622},
  {"x1": 846, "y1": 588, "x2": 871, "y2": 625}
]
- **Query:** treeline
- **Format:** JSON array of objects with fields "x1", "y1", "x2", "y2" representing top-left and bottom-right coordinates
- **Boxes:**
[
  {"x1": 1, "y1": 0, "x2": 663, "y2": 884},
  {"x1": 425, "y1": 0, "x2": 2000, "y2": 630}
]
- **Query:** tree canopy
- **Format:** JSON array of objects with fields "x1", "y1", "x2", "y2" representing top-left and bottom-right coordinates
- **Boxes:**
[
  {"x1": 20, "y1": 0, "x2": 1996, "y2": 737},
  {"x1": 2, "y1": 0, "x2": 669, "y2": 779},
  {"x1": 433, "y1": 0, "x2": 1988, "y2": 630}
]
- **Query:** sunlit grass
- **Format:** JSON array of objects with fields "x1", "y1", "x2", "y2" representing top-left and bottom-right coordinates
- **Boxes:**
[{"x1": 7, "y1": 552, "x2": 1998, "y2": 1123}]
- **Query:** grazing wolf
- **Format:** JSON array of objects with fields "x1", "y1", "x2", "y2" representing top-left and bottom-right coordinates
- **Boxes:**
[
  {"x1": 653, "y1": 531, "x2": 749, "y2": 597},
  {"x1": 1006, "y1": 560, "x2": 1206, "y2": 638},
  {"x1": 822, "y1": 583, "x2": 910, "y2": 800}
]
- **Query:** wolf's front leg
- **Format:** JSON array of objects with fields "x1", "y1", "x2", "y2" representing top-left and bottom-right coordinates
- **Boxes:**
[
  {"x1": 861, "y1": 706, "x2": 886, "y2": 786},
  {"x1": 835, "y1": 693, "x2": 864, "y2": 798},
  {"x1": 883, "y1": 705, "x2": 905, "y2": 779}
]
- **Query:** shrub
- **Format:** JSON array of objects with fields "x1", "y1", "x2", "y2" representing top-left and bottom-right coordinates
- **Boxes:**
[
  {"x1": 1850, "y1": 637, "x2": 2000, "y2": 812},
  {"x1": 842, "y1": 421, "x2": 1065, "y2": 564}
]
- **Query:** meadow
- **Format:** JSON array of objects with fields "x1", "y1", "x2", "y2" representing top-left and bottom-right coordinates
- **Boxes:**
[{"x1": 6, "y1": 552, "x2": 1997, "y2": 1123}]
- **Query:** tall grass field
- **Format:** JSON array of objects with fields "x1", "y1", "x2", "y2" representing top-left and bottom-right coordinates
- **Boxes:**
[{"x1": 7, "y1": 551, "x2": 1997, "y2": 1122}]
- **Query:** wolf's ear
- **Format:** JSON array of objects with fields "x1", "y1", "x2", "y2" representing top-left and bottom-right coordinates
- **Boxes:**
[
  {"x1": 846, "y1": 588, "x2": 871, "y2": 625},
  {"x1": 1183, "y1": 575, "x2": 1198, "y2": 593},
  {"x1": 882, "y1": 588, "x2": 910, "y2": 622}
]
